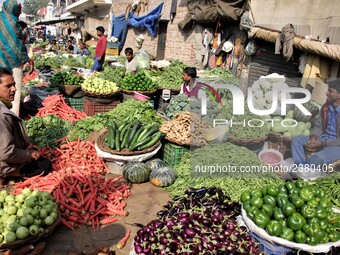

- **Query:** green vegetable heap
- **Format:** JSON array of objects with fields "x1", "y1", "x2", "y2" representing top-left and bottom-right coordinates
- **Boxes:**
[
  {"x1": 120, "y1": 72, "x2": 157, "y2": 91},
  {"x1": 49, "y1": 70, "x2": 84, "y2": 86},
  {"x1": 97, "y1": 66, "x2": 125, "y2": 85},
  {"x1": 0, "y1": 189, "x2": 59, "y2": 244},
  {"x1": 242, "y1": 179, "x2": 340, "y2": 245},
  {"x1": 25, "y1": 115, "x2": 72, "y2": 148},
  {"x1": 67, "y1": 99, "x2": 163, "y2": 141},
  {"x1": 166, "y1": 144, "x2": 284, "y2": 201}
]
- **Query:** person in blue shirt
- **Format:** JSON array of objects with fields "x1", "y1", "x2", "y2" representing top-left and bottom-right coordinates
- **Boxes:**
[{"x1": 291, "y1": 79, "x2": 340, "y2": 169}]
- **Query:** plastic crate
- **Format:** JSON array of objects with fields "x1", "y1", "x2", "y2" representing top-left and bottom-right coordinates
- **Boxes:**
[
  {"x1": 83, "y1": 95, "x2": 122, "y2": 116},
  {"x1": 161, "y1": 142, "x2": 189, "y2": 168},
  {"x1": 64, "y1": 96, "x2": 84, "y2": 111},
  {"x1": 106, "y1": 48, "x2": 119, "y2": 55}
]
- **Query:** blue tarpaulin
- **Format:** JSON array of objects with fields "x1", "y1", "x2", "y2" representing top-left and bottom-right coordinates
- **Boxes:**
[{"x1": 111, "y1": 3, "x2": 164, "y2": 50}]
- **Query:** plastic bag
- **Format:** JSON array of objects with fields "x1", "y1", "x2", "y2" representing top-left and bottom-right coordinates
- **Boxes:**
[
  {"x1": 135, "y1": 49, "x2": 150, "y2": 69},
  {"x1": 29, "y1": 86, "x2": 59, "y2": 111}
]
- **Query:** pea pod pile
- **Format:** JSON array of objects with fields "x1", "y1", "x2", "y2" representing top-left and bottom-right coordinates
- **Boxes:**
[
  {"x1": 134, "y1": 187, "x2": 264, "y2": 255},
  {"x1": 242, "y1": 180, "x2": 340, "y2": 245},
  {"x1": 105, "y1": 120, "x2": 161, "y2": 152}
]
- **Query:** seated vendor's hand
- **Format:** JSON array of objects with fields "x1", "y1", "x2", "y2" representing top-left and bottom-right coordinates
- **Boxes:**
[
  {"x1": 306, "y1": 140, "x2": 325, "y2": 150},
  {"x1": 30, "y1": 150, "x2": 40, "y2": 160}
]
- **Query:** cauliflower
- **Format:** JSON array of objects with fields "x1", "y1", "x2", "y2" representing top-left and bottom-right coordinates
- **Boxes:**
[
  {"x1": 266, "y1": 73, "x2": 286, "y2": 83},
  {"x1": 264, "y1": 91, "x2": 273, "y2": 103},
  {"x1": 252, "y1": 81, "x2": 261, "y2": 91},
  {"x1": 260, "y1": 79, "x2": 272, "y2": 92},
  {"x1": 253, "y1": 89, "x2": 264, "y2": 99}
]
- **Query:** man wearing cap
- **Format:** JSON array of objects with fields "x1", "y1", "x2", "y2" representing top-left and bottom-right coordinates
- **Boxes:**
[
  {"x1": 91, "y1": 26, "x2": 107, "y2": 72},
  {"x1": 0, "y1": 0, "x2": 34, "y2": 117},
  {"x1": 291, "y1": 79, "x2": 340, "y2": 172}
]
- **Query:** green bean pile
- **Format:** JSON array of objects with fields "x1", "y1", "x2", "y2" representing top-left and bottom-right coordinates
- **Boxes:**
[
  {"x1": 311, "y1": 172, "x2": 340, "y2": 209},
  {"x1": 165, "y1": 144, "x2": 284, "y2": 201}
]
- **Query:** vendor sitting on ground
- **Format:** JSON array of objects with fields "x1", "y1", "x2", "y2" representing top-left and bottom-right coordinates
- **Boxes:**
[
  {"x1": 180, "y1": 67, "x2": 205, "y2": 99},
  {"x1": 0, "y1": 68, "x2": 52, "y2": 186},
  {"x1": 124, "y1": 47, "x2": 139, "y2": 75},
  {"x1": 291, "y1": 79, "x2": 340, "y2": 169},
  {"x1": 67, "y1": 40, "x2": 80, "y2": 54},
  {"x1": 79, "y1": 42, "x2": 90, "y2": 55}
]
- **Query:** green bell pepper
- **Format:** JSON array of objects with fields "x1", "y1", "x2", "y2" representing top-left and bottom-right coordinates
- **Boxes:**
[
  {"x1": 285, "y1": 181, "x2": 296, "y2": 191},
  {"x1": 251, "y1": 196, "x2": 263, "y2": 209},
  {"x1": 315, "y1": 206, "x2": 328, "y2": 220},
  {"x1": 307, "y1": 198, "x2": 319, "y2": 208},
  {"x1": 319, "y1": 219, "x2": 329, "y2": 231},
  {"x1": 308, "y1": 218, "x2": 320, "y2": 225},
  {"x1": 279, "y1": 219, "x2": 287, "y2": 228},
  {"x1": 276, "y1": 194, "x2": 289, "y2": 208},
  {"x1": 295, "y1": 179, "x2": 305, "y2": 189},
  {"x1": 277, "y1": 184, "x2": 288, "y2": 194},
  {"x1": 303, "y1": 222, "x2": 321, "y2": 237},
  {"x1": 289, "y1": 188, "x2": 301, "y2": 196},
  {"x1": 266, "y1": 220, "x2": 283, "y2": 236},
  {"x1": 327, "y1": 212, "x2": 340, "y2": 225},
  {"x1": 282, "y1": 203, "x2": 296, "y2": 216},
  {"x1": 290, "y1": 194, "x2": 305, "y2": 208},
  {"x1": 287, "y1": 212, "x2": 306, "y2": 231},
  {"x1": 299, "y1": 187, "x2": 315, "y2": 202},
  {"x1": 261, "y1": 204, "x2": 274, "y2": 218},
  {"x1": 316, "y1": 230, "x2": 327, "y2": 243},
  {"x1": 301, "y1": 204, "x2": 316, "y2": 219},
  {"x1": 318, "y1": 197, "x2": 332, "y2": 209},
  {"x1": 243, "y1": 200, "x2": 251, "y2": 212},
  {"x1": 263, "y1": 195, "x2": 276, "y2": 207},
  {"x1": 261, "y1": 186, "x2": 268, "y2": 196},
  {"x1": 255, "y1": 211, "x2": 270, "y2": 228},
  {"x1": 315, "y1": 188, "x2": 325, "y2": 198},
  {"x1": 295, "y1": 230, "x2": 307, "y2": 243},
  {"x1": 306, "y1": 236, "x2": 319, "y2": 245},
  {"x1": 246, "y1": 206, "x2": 260, "y2": 221},
  {"x1": 273, "y1": 207, "x2": 285, "y2": 221},
  {"x1": 328, "y1": 230, "x2": 340, "y2": 242},
  {"x1": 267, "y1": 184, "x2": 279, "y2": 197},
  {"x1": 279, "y1": 227, "x2": 295, "y2": 241},
  {"x1": 241, "y1": 191, "x2": 251, "y2": 203},
  {"x1": 251, "y1": 189, "x2": 262, "y2": 199}
]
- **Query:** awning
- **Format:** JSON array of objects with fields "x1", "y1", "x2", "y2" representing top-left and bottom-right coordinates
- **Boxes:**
[
  {"x1": 32, "y1": 16, "x2": 77, "y2": 26},
  {"x1": 251, "y1": 27, "x2": 340, "y2": 62}
]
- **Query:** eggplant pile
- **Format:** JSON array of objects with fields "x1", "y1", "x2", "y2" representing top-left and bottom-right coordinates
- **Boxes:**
[{"x1": 134, "y1": 187, "x2": 264, "y2": 255}]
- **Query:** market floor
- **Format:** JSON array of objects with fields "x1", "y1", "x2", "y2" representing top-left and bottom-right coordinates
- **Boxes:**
[{"x1": 1, "y1": 164, "x2": 171, "y2": 255}]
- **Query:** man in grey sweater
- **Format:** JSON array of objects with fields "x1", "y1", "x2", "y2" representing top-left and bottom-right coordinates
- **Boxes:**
[{"x1": 291, "y1": 79, "x2": 340, "y2": 172}]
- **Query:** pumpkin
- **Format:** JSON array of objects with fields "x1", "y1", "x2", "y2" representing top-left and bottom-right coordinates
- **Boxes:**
[
  {"x1": 149, "y1": 166, "x2": 177, "y2": 187},
  {"x1": 145, "y1": 158, "x2": 165, "y2": 171},
  {"x1": 123, "y1": 162, "x2": 150, "y2": 183}
]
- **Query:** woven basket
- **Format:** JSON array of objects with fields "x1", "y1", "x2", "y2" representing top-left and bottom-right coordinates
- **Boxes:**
[
  {"x1": 266, "y1": 132, "x2": 292, "y2": 158},
  {"x1": 121, "y1": 89, "x2": 157, "y2": 96},
  {"x1": 0, "y1": 212, "x2": 61, "y2": 251},
  {"x1": 82, "y1": 89, "x2": 121, "y2": 99},
  {"x1": 97, "y1": 130, "x2": 161, "y2": 156},
  {"x1": 58, "y1": 84, "x2": 81, "y2": 96},
  {"x1": 227, "y1": 135, "x2": 267, "y2": 151}
]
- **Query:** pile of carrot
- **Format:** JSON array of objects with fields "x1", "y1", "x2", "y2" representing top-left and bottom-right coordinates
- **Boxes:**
[
  {"x1": 36, "y1": 94, "x2": 87, "y2": 122},
  {"x1": 13, "y1": 141, "x2": 132, "y2": 231},
  {"x1": 22, "y1": 70, "x2": 38, "y2": 84}
]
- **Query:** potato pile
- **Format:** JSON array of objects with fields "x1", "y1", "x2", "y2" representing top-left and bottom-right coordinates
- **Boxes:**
[{"x1": 160, "y1": 112, "x2": 209, "y2": 147}]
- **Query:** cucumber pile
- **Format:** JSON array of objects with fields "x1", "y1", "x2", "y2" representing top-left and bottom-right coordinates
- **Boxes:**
[{"x1": 105, "y1": 120, "x2": 162, "y2": 152}]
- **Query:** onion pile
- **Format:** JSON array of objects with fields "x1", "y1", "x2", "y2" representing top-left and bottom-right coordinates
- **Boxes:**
[{"x1": 134, "y1": 187, "x2": 264, "y2": 254}]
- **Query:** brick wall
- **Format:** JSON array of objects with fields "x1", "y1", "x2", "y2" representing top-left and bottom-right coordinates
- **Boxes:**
[{"x1": 111, "y1": 0, "x2": 196, "y2": 66}]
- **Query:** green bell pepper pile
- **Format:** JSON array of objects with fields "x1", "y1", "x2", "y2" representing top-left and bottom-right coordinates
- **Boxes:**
[{"x1": 241, "y1": 180, "x2": 340, "y2": 245}]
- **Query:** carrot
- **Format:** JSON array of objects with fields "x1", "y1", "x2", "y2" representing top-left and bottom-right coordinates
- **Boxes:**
[
  {"x1": 116, "y1": 230, "x2": 131, "y2": 249},
  {"x1": 100, "y1": 217, "x2": 118, "y2": 225},
  {"x1": 61, "y1": 218, "x2": 75, "y2": 230}
]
